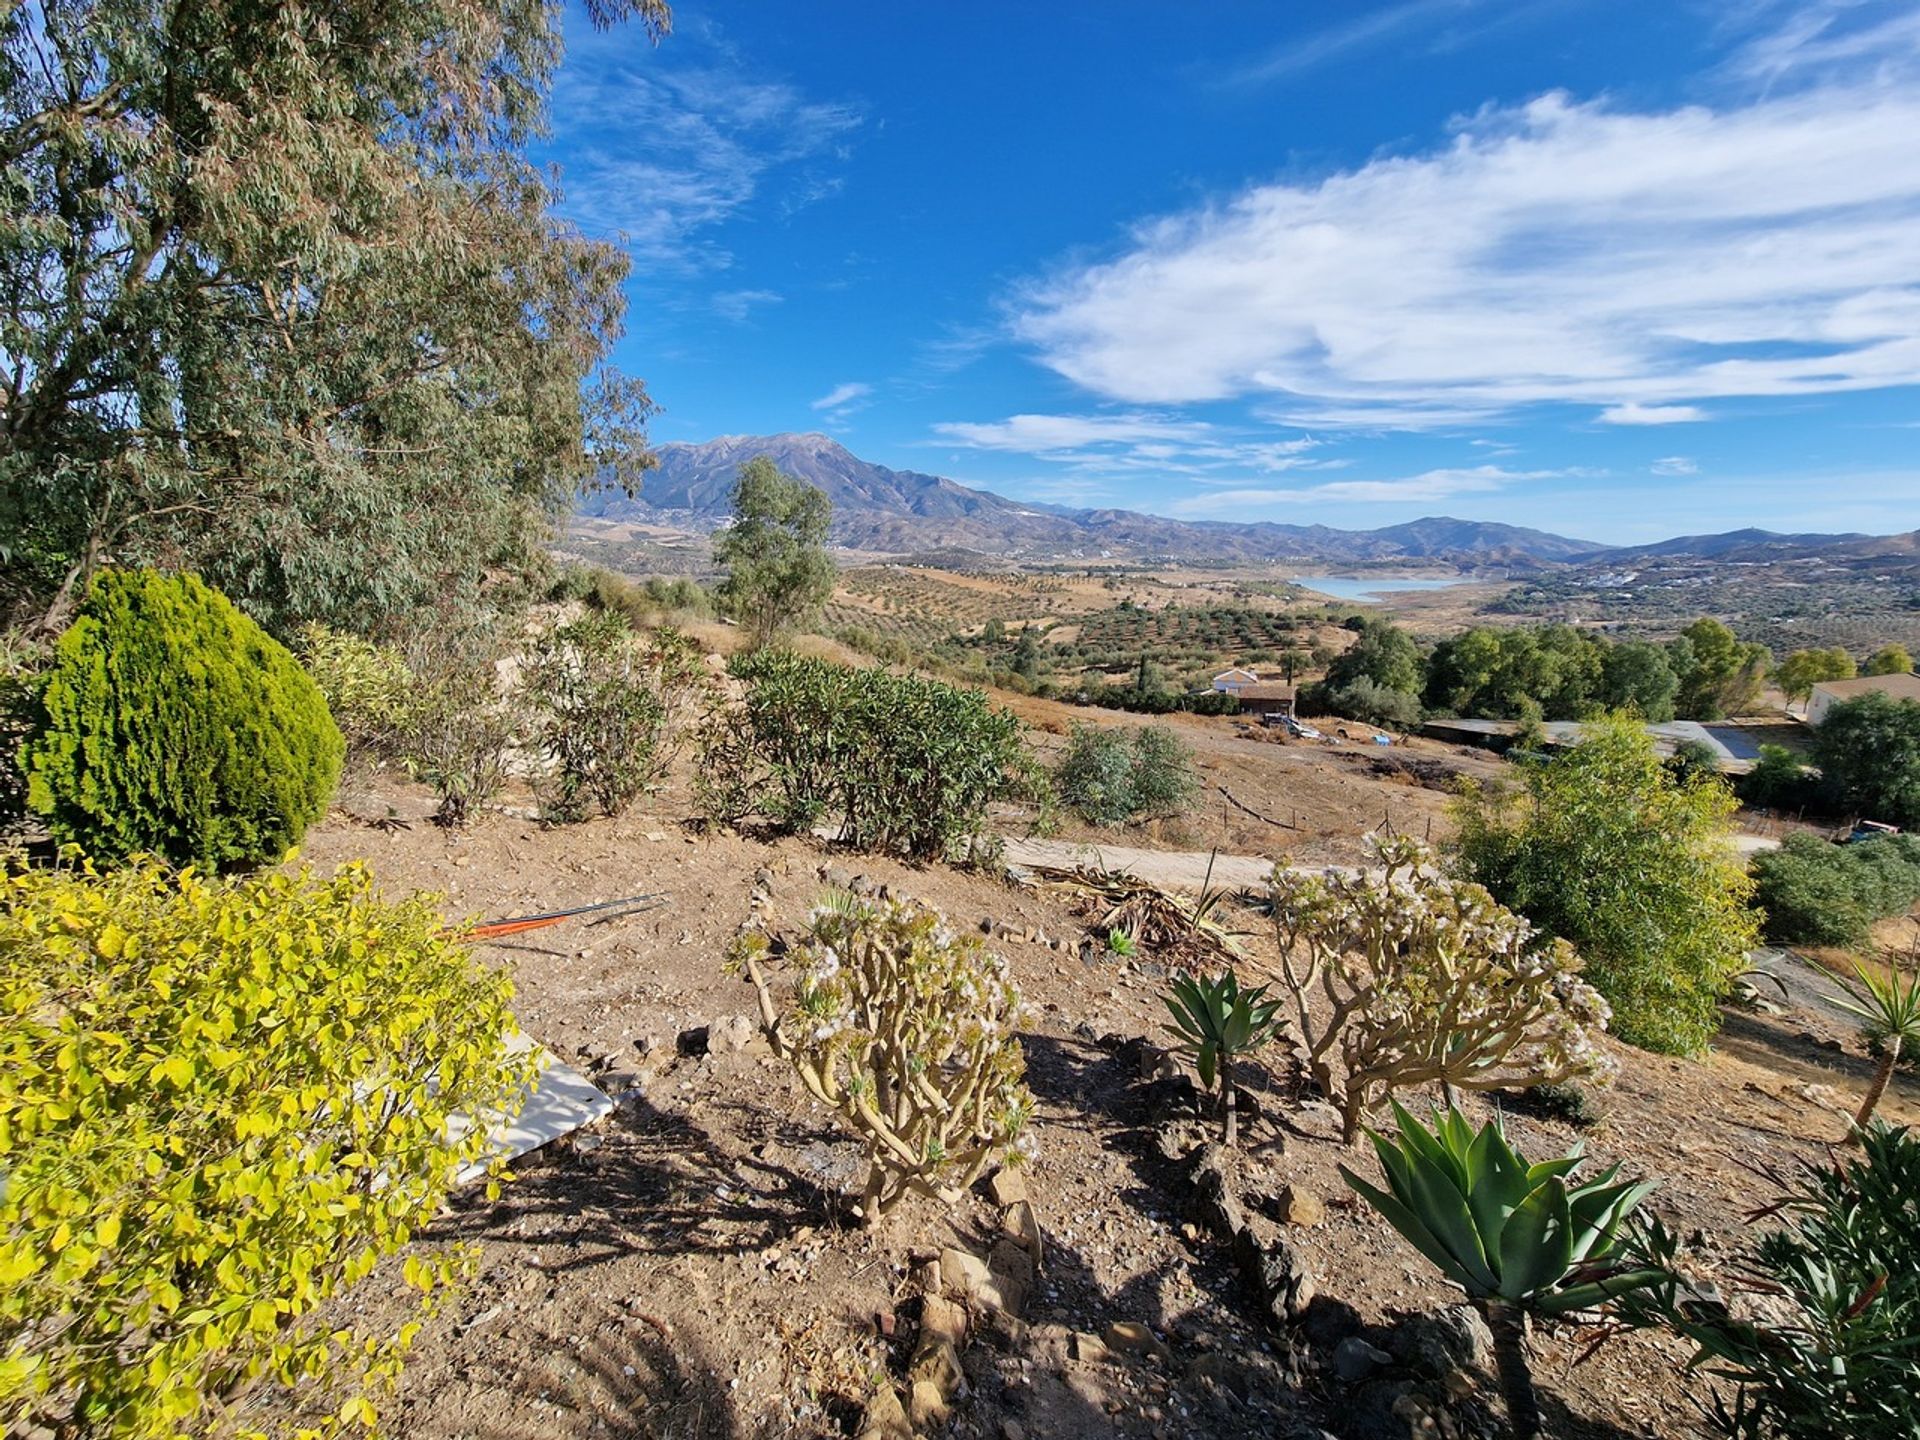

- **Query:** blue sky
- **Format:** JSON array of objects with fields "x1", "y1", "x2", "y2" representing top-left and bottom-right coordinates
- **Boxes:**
[{"x1": 540, "y1": 0, "x2": 1920, "y2": 544}]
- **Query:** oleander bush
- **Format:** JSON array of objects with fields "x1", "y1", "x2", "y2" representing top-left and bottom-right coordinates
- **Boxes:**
[
  {"x1": 401, "y1": 662, "x2": 518, "y2": 829},
  {"x1": 21, "y1": 571, "x2": 343, "y2": 869},
  {"x1": 0, "y1": 859, "x2": 537, "y2": 1439},
  {"x1": 1271, "y1": 834, "x2": 1611, "y2": 1142},
  {"x1": 697, "y1": 652, "x2": 1024, "y2": 859},
  {"x1": 731, "y1": 889, "x2": 1035, "y2": 1220},
  {"x1": 1054, "y1": 722, "x2": 1198, "y2": 826}
]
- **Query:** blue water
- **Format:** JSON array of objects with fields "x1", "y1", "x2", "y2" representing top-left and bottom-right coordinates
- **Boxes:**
[{"x1": 1290, "y1": 575, "x2": 1469, "y2": 604}]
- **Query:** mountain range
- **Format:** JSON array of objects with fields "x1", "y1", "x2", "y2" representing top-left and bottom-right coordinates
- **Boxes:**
[{"x1": 578, "y1": 432, "x2": 1915, "y2": 568}]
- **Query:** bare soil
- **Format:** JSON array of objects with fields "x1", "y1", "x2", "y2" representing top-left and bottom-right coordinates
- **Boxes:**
[{"x1": 292, "y1": 732, "x2": 1920, "y2": 1440}]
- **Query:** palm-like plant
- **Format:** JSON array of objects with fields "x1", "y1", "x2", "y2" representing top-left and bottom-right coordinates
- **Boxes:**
[
  {"x1": 1340, "y1": 1103, "x2": 1666, "y2": 1440},
  {"x1": 1163, "y1": 970, "x2": 1285, "y2": 1145},
  {"x1": 1820, "y1": 949, "x2": 1920, "y2": 1138}
]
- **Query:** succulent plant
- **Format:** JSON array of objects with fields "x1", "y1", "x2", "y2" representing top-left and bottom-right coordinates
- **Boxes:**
[
  {"x1": 1163, "y1": 970, "x2": 1286, "y2": 1145},
  {"x1": 1341, "y1": 1102, "x2": 1664, "y2": 1440},
  {"x1": 1818, "y1": 945, "x2": 1920, "y2": 1138}
]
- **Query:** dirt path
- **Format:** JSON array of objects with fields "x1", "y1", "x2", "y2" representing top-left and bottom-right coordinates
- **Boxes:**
[{"x1": 1001, "y1": 836, "x2": 1329, "y2": 890}]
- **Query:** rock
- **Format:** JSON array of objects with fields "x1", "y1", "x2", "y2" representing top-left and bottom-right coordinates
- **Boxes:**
[
  {"x1": 1001, "y1": 1422, "x2": 1026, "y2": 1440},
  {"x1": 940, "y1": 1247, "x2": 993, "y2": 1298},
  {"x1": 707, "y1": 1014, "x2": 759, "y2": 1055},
  {"x1": 907, "y1": 1378, "x2": 949, "y2": 1428},
  {"x1": 1333, "y1": 1337, "x2": 1393, "y2": 1383},
  {"x1": 987, "y1": 1237, "x2": 1036, "y2": 1317},
  {"x1": 1188, "y1": 1144, "x2": 1245, "y2": 1236},
  {"x1": 988, "y1": 1167, "x2": 1029, "y2": 1207},
  {"x1": 919, "y1": 1293, "x2": 968, "y2": 1347},
  {"x1": 857, "y1": 1382, "x2": 912, "y2": 1440},
  {"x1": 822, "y1": 864, "x2": 857, "y2": 890},
  {"x1": 1002, "y1": 1199, "x2": 1045, "y2": 1268},
  {"x1": 1072, "y1": 1331, "x2": 1111, "y2": 1364},
  {"x1": 910, "y1": 1338, "x2": 966, "y2": 1395},
  {"x1": 1393, "y1": 1305, "x2": 1493, "y2": 1377},
  {"x1": 1276, "y1": 1183, "x2": 1325, "y2": 1227},
  {"x1": 1157, "y1": 1119, "x2": 1210, "y2": 1163},
  {"x1": 1232, "y1": 1224, "x2": 1315, "y2": 1325},
  {"x1": 849, "y1": 874, "x2": 880, "y2": 897},
  {"x1": 1103, "y1": 1321, "x2": 1171, "y2": 1360}
]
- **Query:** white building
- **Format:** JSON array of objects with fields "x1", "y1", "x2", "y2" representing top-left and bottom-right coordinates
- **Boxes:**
[{"x1": 1808, "y1": 671, "x2": 1920, "y2": 726}]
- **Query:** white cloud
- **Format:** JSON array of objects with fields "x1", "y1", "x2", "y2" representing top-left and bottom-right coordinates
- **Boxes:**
[
  {"x1": 812, "y1": 381, "x2": 873, "y2": 412},
  {"x1": 712, "y1": 288, "x2": 782, "y2": 322},
  {"x1": 932, "y1": 412, "x2": 1337, "y2": 483},
  {"x1": 1011, "y1": 36, "x2": 1920, "y2": 425},
  {"x1": 1226, "y1": 0, "x2": 1475, "y2": 85},
  {"x1": 1169, "y1": 465, "x2": 1557, "y2": 514},
  {"x1": 550, "y1": 54, "x2": 862, "y2": 270},
  {"x1": 1599, "y1": 402, "x2": 1706, "y2": 425},
  {"x1": 933, "y1": 413, "x2": 1211, "y2": 452},
  {"x1": 1651, "y1": 456, "x2": 1700, "y2": 476}
]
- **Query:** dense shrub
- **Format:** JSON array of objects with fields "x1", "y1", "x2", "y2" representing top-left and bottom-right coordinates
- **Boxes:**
[
  {"x1": 732, "y1": 889, "x2": 1034, "y2": 1219},
  {"x1": 0, "y1": 631, "x2": 47, "y2": 828},
  {"x1": 295, "y1": 622, "x2": 417, "y2": 759},
  {"x1": 1812, "y1": 692, "x2": 1920, "y2": 829},
  {"x1": 21, "y1": 571, "x2": 343, "y2": 869},
  {"x1": 0, "y1": 859, "x2": 537, "y2": 1439},
  {"x1": 1303, "y1": 675, "x2": 1423, "y2": 729},
  {"x1": 1054, "y1": 722, "x2": 1199, "y2": 826},
  {"x1": 1271, "y1": 835, "x2": 1610, "y2": 1141},
  {"x1": 1622, "y1": 1122, "x2": 1920, "y2": 1440},
  {"x1": 519, "y1": 614, "x2": 707, "y2": 823},
  {"x1": 1751, "y1": 833, "x2": 1920, "y2": 948},
  {"x1": 1451, "y1": 712, "x2": 1758, "y2": 1053},
  {"x1": 1740, "y1": 744, "x2": 1821, "y2": 812},
  {"x1": 699, "y1": 652, "x2": 1024, "y2": 859}
]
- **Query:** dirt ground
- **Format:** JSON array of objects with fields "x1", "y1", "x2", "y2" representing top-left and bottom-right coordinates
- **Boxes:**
[{"x1": 288, "y1": 737, "x2": 1919, "y2": 1440}]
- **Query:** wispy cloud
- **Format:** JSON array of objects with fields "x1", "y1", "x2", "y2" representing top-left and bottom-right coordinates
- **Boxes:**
[
  {"x1": 1600, "y1": 403, "x2": 1706, "y2": 425},
  {"x1": 711, "y1": 288, "x2": 782, "y2": 322},
  {"x1": 1226, "y1": 0, "x2": 1479, "y2": 85},
  {"x1": 932, "y1": 412, "x2": 1338, "y2": 483},
  {"x1": 549, "y1": 48, "x2": 862, "y2": 271},
  {"x1": 1651, "y1": 455, "x2": 1700, "y2": 475},
  {"x1": 1169, "y1": 465, "x2": 1558, "y2": 514},
  {"x1": 812, "y1": 381, "x2": 873, "y2": 413},
  {"x1": 1011, "y1": 23, "x2": 1920, "y2": 427}
]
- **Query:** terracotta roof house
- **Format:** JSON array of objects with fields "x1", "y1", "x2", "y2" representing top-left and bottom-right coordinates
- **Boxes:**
[{"x1": 1808, "y1": 671, "x2": 1920, "y2": 725}]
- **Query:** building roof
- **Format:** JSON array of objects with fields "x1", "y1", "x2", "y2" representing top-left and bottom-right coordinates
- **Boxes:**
[
  {"x1": 1212, "y1": 666, "x2": 1259, "y2": 681},
  {"x1": 1811, "y1": 672, "x2": 1920, "y2": 703},
  {"x1": 1234, "y1": 683, "x2": 1295, "y2": 702}
]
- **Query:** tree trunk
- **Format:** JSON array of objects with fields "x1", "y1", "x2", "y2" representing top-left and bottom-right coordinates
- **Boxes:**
[
  {"x1": 1851, "y1": 1037, "x2": 1900, "y2": 1140},
  {"x1": 1221, "y1": 1058, "x2": 1238, "y2": 1147},
  {"x1": 1481, "y1": 1301, "x2": 1540, "y2": 1440}
]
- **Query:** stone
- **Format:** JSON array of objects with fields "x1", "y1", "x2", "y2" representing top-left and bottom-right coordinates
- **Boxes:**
[
  {"x1": 1157, "y1": 1119, "x2": 1210, "y2": 1163},
  {"x1": 1072, "y1": 1331, "x2": 1111, "y2": 1364},
  {"x1": 1392, "y1": 1305, "x2": 1493, "y2": 1377},
  {"x1": 1002, "y1": 1199, "x2": 1045, "y2": 1269},
  {"x1": 907, "y1": 1378, "x2": 949, "y2": 1428},
  {"x1": 988, "y1": 1167, "x2": 1030, "y2": 1207},
  {"x1": 1276, "y1": 1184, "x2": 1326, "y2": 1228},
  {"x1": 822, "y1": 865, "x2": 857, "y2": 890},
  {"x1": 1001, "y1": 1422, "x2": 1027, "y2": 1440},
  {"x1": 1188, "y1": 1144, "x2": 1245, "y2": 1236},
  {"x1": 707, "y1": 1014, "x2": 759, "y2": 1055},
  {"x1": 857, "y1": 1382, "x2": 912, "y2": 1440},
  {"x1": 987, "y1": 1237, "x2": 1036, "y2": 1317},
  {"x1": 919, "y1": 1293, "x2": 968, "y2": 1347},
  {"x1": 1333, "y1": 1337, "x2": 1394, "y2": 1383},
  {"x1": 910, "y1": 1337, "x2": 966, "y2": 1395},
  {"x1": 1103, "y1": 1321, "x2": 1171, "y2": 1360},
  {"x1": 1233, "y1": 1223, "x2": 1315, "y2": 1325},
  {"x1": 940, "y1": 1247, "x2": 993, "y2": 1298}
]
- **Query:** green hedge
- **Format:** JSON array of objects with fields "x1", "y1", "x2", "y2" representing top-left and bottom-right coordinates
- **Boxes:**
[
  {"x1": 1751, "y1": 832, "x2": 1920, "y2": 948},
  {"x1": 22, "y1": 571, "x2": 343, "y2": 869}
]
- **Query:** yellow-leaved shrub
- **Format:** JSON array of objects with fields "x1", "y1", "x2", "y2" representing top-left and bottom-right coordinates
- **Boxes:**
[{"x1": 0, "y1": 859, "x2": 538, "y2": 1439}]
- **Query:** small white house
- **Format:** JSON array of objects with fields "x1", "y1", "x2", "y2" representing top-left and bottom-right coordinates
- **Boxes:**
[
  {"x1": 1210, "y1": 666, "x2": 1262, "y2": 695},
  {"x1": 1808, "y1": 671, "x2": 1920, "y2": 725}
]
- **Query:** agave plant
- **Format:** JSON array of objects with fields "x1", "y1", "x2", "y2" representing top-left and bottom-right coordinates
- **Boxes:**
[
  {"x1": 1819, "y1": 948, "x2": 1920, "y2": 1138},
  {"x1": 1340, "y1": 1102, "x2": 1666, "y2": 1440},
  {"x1": 1163, "y1": 970, "x2": 1285, "y2": 1145}
]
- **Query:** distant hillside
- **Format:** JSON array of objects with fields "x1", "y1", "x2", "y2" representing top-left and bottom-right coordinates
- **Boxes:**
[
  {"x1": 580, "y1": 432, "x2": 1601, "y2": 567},
  {"x1": 1600, "y1": 527, "x2": 1920, "y2": 563}
]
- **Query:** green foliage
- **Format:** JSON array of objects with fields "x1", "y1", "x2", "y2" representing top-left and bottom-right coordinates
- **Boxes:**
[
  {"x1": 1424, "y1": 624, "x2": 1608, "y2": 721},
  {"x1": 519, "y1": 614, "x2": 705, "y2": 822},
  {"x1": 1777, "y1": 646, "x2": 1857, "y2": 706},
  {"x1": 1451, "y1": 712, "x2": 1759, "y2": 1053},
  {"x1": 1812, "y1": 692, "x2": 1920, "y2": 829},
  {"x1": 1313, "y1": 675, "x2": 1424, "y2": 729},
  {"x1": 1598, "y1": 640, "x2": 1681, "y2": 722},
  {"x1": 1162, "y1": 970, "x2": 1285, "y2": 1143},
  {"x1": 1323, "y1": 618, "x2": 1424, "y2": 698},
  {"x1": 0, "y1": 631, "x2": 48, "y2": 827},
  {"x1": 1740, "y1": 743, "x2": 1818, "y2": 811},
  {"x1": 1864, "y1": 643, "x2": 1915, "y2": 677},
  {"x1": 1054, "y1": 723, "x2": 1198, "y2": 826},
  {"x1": 700, "y1": 653, "x2": 1024, "y2": 860},
  {"x1": 1750, "y1": 833, "x2": 1920, "y2": 948},
  {"x1": 1343, "y1": 1103, "x2": 1663, "y2": 1440},
  {"x1": 0, "y1": 0, "x2": 665, "y2": 634},
  {"x1": 713, "y1": 458, "x2": 837, "y2": 649},
  {"x1": 1821, "y1": 953, "x2": 1920, "y2": 1132},
  {"x1": 1342, "y1": 1102, "x2": 1662, "y2": 1313},
  {"x1": 732, "y1": 890, "x2": 1035, "y2": 1219},
  {"x1": 295, "y1": 623, "x2": 418, "y2": 759},
  {"x1": 21, "y1": 572, "x2": 342, "y2": 869},
  {"x1": 1272, "y1": 835, "x2": 1610, "y2": 1141},
  {"x1": 1669, "y1": 737, "x2": 1724, "y2": 784},
  {"x1": 1674, "y1": 618, "x2": 1769, "y2": 720},
  {"x1": 0, "y1": 858, "x2": 538, "y2": 1439},
  {"x1": 1620, "y1": 1122, "x2": 1920, "y2": 1440},
  {"x1": 1106, "y1": 927, "x2": 1137, "y2": 957}
]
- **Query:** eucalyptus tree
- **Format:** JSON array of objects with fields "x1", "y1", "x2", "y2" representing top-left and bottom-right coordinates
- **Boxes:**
[{"x1": 0, "y1": 0, "x2": 668, "y2": 636}]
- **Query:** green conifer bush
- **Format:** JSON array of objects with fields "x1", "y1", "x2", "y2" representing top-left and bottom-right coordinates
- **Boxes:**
[{"x1": 22, "y1": 572, "x2": 343, "y2": 869}]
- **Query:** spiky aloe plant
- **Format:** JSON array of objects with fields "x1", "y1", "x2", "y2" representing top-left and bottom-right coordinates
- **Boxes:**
[
  {"x1": 1819, "y1": 950, "x2": 1920, "y2": 1138},
  {"x1": 1163, "y1": 971, "x2": 1285, "y2": 1145},
  {"x1": 1340, "y1": 1103, "x2": 1666, "y2": 1440}
]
